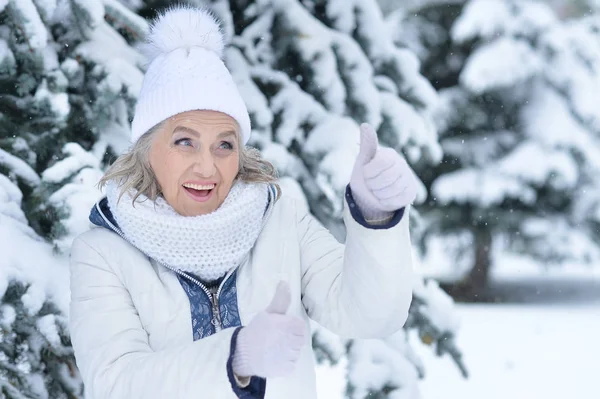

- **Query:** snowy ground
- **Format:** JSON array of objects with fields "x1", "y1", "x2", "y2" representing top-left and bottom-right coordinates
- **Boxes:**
[{"x1": 315, "y1": 264, "x2": 600, "y2": 398}]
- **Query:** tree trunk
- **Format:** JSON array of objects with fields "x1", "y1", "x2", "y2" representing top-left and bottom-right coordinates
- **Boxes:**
[
  {"x1": 441, "y1": 226, "x2": 493, "y2": 302},
  {"x1": 466, "y1": 225, "x2": 493, "y2": 296}
]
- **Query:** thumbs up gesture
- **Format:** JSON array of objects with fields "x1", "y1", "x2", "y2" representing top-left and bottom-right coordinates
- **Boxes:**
[
  {"x1": 349, "y1": 123, "x2": 417, "y2": 220},
  {"x1": 232, "y1": 281, "x2": 306, "y2": 379}
]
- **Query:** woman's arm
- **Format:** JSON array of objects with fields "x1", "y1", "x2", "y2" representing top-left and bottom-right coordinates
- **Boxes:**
[
  {"x1": 297, "y1": 191, "x2": 413, "y2": 339},
  {"x1": 69, "y1": 236, "x2": 263, "y2": 399}
]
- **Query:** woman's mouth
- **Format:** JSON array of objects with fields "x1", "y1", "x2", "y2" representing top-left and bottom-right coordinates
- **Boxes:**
[{"x1": 182, "y1": 183, "x2": 215, "y2": 203}]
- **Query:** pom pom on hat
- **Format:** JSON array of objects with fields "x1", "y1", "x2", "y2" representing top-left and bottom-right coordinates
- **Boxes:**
[
  {"x1": 142, "y1": 6, "x2": 225, "y2": 62},
  {"x1": 131, "y1": 6, "x2": 252, "y2": 146}
]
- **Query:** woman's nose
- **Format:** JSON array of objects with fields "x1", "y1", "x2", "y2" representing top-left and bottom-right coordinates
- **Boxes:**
[{"x1": 192, "y1": 153, "x2": 216, "y2": 177}]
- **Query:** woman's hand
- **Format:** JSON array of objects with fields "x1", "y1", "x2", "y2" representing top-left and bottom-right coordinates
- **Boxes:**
[
  {"x1": 349, "y1": 123, "x2": 417, "y2": 221},
  {"x1": 232, "y1": 281, "x2": 306, "y2": 379}
]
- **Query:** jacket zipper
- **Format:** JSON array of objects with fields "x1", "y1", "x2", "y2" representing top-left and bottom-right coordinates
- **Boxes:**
[
  {"x1": 95, "y1": 186, "x2": 277, "y2": 333},
  {"x1": 177, "y1": 270, "x2": 234, "y2": 333}
]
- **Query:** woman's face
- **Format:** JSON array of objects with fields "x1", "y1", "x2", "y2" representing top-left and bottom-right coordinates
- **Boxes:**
[{"x1": 149, "y1": 110, "x2": 240, "y2": 216}]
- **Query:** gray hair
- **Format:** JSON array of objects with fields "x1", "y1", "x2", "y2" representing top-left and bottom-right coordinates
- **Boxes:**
[{"x1": 98, "y1": 124, "x2": 281, "y2": 204}]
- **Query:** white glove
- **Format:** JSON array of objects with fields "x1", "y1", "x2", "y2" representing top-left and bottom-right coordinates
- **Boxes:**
[
  {"x1": 350, "y1": 123, "x2": 418, "y2": 221},
  {"x1": 232, "y1": 281, "x2": 306, "y2": 378}
]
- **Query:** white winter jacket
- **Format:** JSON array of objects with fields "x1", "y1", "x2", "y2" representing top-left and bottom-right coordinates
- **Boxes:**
[{"x1": 69, "y1": 193, "x2": 414, "y2": 399}]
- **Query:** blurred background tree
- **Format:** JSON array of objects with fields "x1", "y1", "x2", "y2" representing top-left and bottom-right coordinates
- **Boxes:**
[{"x1": 387, "y1": 0, "x2": 600, "y2": 299}]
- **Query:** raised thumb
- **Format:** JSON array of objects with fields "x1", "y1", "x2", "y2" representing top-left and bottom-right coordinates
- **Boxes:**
[
  {"x1": 266, "y1": 281, "x2": 291, "y2": 315},
  {"x1": 357, "y1": 123, "x2": 379, "y2": 165}
]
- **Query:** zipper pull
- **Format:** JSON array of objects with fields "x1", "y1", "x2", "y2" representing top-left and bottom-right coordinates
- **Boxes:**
[{"x1": 210, "y1": 292, "x2": 222, "y2": 332}]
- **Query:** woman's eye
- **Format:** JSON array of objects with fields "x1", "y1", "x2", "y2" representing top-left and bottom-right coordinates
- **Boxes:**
[
  {"x1": 175, "y1": 138, "x2": 193, "y2": 147},
  {"x1": 219, "y1": 141, "x2": 233, "y2": 150}
]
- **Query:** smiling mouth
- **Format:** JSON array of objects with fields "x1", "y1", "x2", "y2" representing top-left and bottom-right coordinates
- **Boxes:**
[
  {"x1": 182, "y1": 183, "x2": 215, "y2": 201},
  {"x1": 185, "y1": 187, "x2": 212, "y2": 197}
]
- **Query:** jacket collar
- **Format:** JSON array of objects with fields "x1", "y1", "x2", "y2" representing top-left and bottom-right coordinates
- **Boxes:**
[{"x1": 89, "y1": 197, "x2": 120, "y2": 232}]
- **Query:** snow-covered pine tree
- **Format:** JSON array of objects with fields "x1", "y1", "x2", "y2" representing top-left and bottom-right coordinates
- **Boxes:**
[
  {"x1": 390, "y1": 0, "x2": 600, "y2": 298},
  {"x1": 1, "y1": 0, "x2": 147, "y2": 396},
  {"x1": 0, "y1": 170, "x2": 81, "y2": 398}
]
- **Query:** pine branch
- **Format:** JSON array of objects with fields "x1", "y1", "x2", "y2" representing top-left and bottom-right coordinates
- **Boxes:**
[
  {"x1": 407, "y1": 293, "x2": 468, "y2": 378},
  {"x1": 5, "y1": 0, "x2": 47, "y2": 53},
  {"x1": 103, "y1": 0, "x2": 149, "y2": 42}
]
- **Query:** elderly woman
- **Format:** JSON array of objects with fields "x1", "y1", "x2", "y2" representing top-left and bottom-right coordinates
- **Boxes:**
[{"x1": 69, "y1": 6, "x2": 416, "y2": 399}]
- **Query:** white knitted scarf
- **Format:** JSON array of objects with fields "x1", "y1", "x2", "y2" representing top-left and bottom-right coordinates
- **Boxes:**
[{"x1": 106, "y1": 180, "x2": 270, "y2": 282}]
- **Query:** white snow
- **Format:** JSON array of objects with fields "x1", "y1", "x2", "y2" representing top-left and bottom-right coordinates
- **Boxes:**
[
  {"x1": 452, "y1": 0, "x2": 512, "y2": 42},
  {"x1": 522, "y1": 84, "x2": 600, "y2": 173},
  {"x1": 0, "y1": 175, "x2": 29, "y2": 226},
  {"x1": 0, "y1": 0, "x2": 7, "y2": 13},
  {"x1": 34, "y1": 79, "x2": 70, "y2": 120},
  {"x1": 413, "y1": 278, "x2": 461, "y2": 334},
  {"x1": 95, "y1": 120, "x2": 132, "y2": 157},
  {"x1": 112, "y1": 0, "x2": 141, "y2": 10},
  {"x1": 260, "y1": 142, "x2": 299, "y2": 175},
  {"x1": 36, "y1": 314, "x2": 61, "y2": 347},
  {"x1": 304, "y1": 116, "x2": 360, "y2": 155},
  {"x1": 226, "y1": 48, "x2": 273, "y2": 132},
  {"x1": 0, "y1": 178, "x2": 70, "y2": 317},
  {"x1": 76, "y1": 21, "x2": 145, "y2": 98},
  {"x1": 71, "y1": 0, "x2": 104, "y2": 29},
  {"x1": 48, "y1": 167, "x2": 104, "y2": 253},
  {"x1": 540, "y1": 16, "x2": 600, "y2": 132},
  {"x1": 10, "y1": 0, "x2": 48, "y2": 49},
  {"x1": 415, "y1": 263, "x2": 600, "y2": 399},
  {"x1": 323, "y1": 0, "x2": 356, "y2": 34},
  {"x1": 41, "y1": 143, "x2": 99, "y2": 183},
  {"x1": 417, "y1": 232, "x2": 477, "y2": 283},
  {"x1": 317, "y1": 265, "x2": 600, "y2": 399},
  {"x1": 347, "y1": 335, "x2": 421, "y2": 398},
  {"x1": 0, "y1": 148, "x2": 40, "y2": 186},
  {"x1": 417, "y1": 306, "x2": 599, "y2": 398},
  {"x1": 314, "y1": 262, "x2": 463, "y2": 399},
  {"x1": 26, "y1": 374, "x2": 47, "y2": 399},
  {"x1": 41, "y1": 45, "x2": 59, "y2": 71},
  {"x1": 277, "y1": 2, "x2": 347, "y2": 114},
  {"x1": 432, "y1": 168, "x2": 536, "y2": 207},
  {"x1": 303, "y1": 117, "x2": 360, "y2": 196},
  {"x1": 327, "y1": 0, "x2": 395, "y2": 62},
  {"x1": 33, "y1": 0, "x2": 57, "y2": 21},
  {"x1": 60, "y1": 58, "x2": 79, "y2": 77},
  {"x1": 277, "y1": 177, "x2": 309, "y2": 212},
  {"x1": 318, "y1": 147, "x2": 356, "y2": 193},
  {"x1": 0, "y1": 39, "x2": 15, "y2": 70},
  {"x1": 496, "y1": 141, "x2": 578, "y2": 190},
  {"x1": 379, "y1": 91, "x2": 442, "y2": 164},
  {"x1": 267, "y1": 73, "x2": 328, "y2": 146},
  {"x1": 332, "y1": 33, "x2": 381, "y2": 128},
  {"x1": 316, "y1": 358, "x2": 347, "y2": 398},
  {"x1": 102, "y1": 0, "x2": 148, "y2": 40},
  {"x1": 520, "y1": 217, "x2": 600, "y2": 264},
  {"x1": 460, "y1": 37, "x2": 542, "y2": 94},
  {"x1": 233, "y1": 9, "x2": 275, "y2": 65},
  {"x1": 452, "y1": 0, "x2": 556, "y2": 43},
  {"x1": 0, "y1": 304, "x2": 16, "y2": 328}
]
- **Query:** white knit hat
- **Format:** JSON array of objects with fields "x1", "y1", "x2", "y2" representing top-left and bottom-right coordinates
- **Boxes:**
[{"x1": 131, "y1": 6, "x2": 251, "y2": 145}]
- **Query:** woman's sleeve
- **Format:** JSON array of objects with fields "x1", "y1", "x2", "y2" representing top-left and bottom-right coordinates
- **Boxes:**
[
  {"x1": 297, "y1": 186, "x2": 414, "y2": 339},
  {"x1": 69, "y1": 236, "x2": 265, "y2": 399}
]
